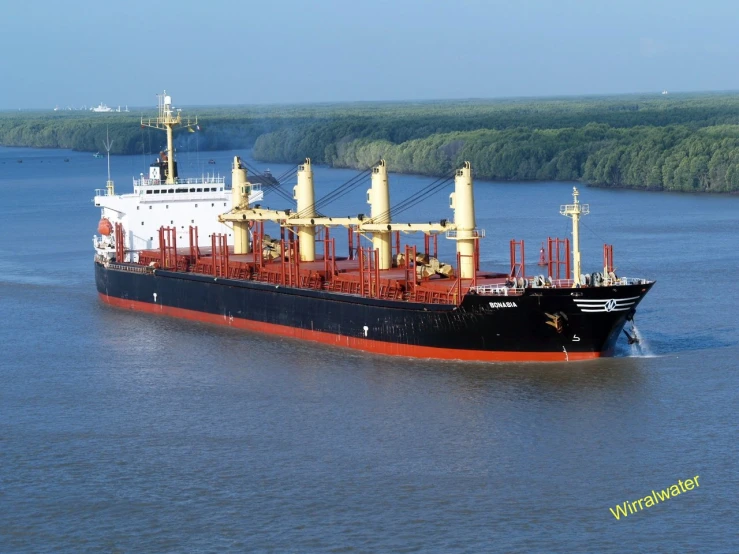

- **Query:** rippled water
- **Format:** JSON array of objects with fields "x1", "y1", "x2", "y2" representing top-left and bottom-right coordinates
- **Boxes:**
[{"x1": 1, "y1": 146, "x2": 737, "y2": 552}]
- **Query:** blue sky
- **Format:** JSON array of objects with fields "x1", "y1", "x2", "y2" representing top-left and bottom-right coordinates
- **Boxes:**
[{"x1": 1, "y1": 0, "x2": 737, "y2": 109}]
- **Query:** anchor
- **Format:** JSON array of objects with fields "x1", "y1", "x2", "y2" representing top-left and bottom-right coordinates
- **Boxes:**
[
  {"x1": 623, "y1": 310, "x2": 639, "y2": 344},
  {"x1": 623, "y1": 328, "x2": 639, "y2": 345}
]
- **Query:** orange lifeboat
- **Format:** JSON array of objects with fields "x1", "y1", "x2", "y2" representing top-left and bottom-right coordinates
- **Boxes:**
[{"x1": 98, "y1": 218, "x2": 113, "y2": 236}]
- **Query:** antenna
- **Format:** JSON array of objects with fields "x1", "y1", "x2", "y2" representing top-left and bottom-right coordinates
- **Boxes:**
[
  {"x1": 103, "y1": 127, "x2": 115, "y2": 195},
  {"x1": 103, "y1": 127, "x2": 114, "y2": 181},
  {"x1": 141, "y1": 90, "x2": 196, "y2": 185}
]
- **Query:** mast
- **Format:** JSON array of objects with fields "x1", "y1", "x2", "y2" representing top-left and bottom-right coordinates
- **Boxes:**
[
  {"x1": 294, "y1": 159, "x2": 316, "y2": 262},
  {"x1": 231, "y1": 156, "x2": 251, "y2": 254},
  {"x1": 560, "y1": 187, "x2": 589, "y2": 286},
  {"x1": 368, "y1": 160, "x2": 392, "y2": 270},
  {"x1": 103, "y1": 127, "x2": 114, "y2": 196},
  {"x1": 449, "y1": 161, "x2": 479, "y2": 279},
  {"x1": 141, "y1": 91, "x2": 197, "y2": 185}
]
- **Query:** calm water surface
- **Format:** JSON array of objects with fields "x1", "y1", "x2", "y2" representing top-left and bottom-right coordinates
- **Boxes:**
[{"x1": 0, "y1": 146, "x2": 737, "y2": 552}]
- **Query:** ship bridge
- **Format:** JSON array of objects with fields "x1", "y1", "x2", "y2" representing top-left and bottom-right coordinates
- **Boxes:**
[{"x1": 95, "y1": 176, "x2": 262, "y2": 204}]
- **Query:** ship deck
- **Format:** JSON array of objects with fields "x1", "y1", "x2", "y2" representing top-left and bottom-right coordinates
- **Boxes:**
[{"x1": 136, "y1": 246, "x2": 513, "y2": 304}]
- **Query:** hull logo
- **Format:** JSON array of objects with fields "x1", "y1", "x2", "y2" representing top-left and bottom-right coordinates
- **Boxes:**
[{"x1": 574, "y1": 296, "x2": 639, "y2": 313}]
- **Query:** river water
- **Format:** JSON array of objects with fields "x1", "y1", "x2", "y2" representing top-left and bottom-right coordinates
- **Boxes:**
[{"x1": 0, "y1": 146, "x2": 736, "y2": 552}]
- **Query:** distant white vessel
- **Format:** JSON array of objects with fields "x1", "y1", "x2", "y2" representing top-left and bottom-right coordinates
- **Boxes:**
[
  {"x1": 91, "y1": 102, "x2": 114, "y2": 112},
  {"x1": 661, "y1": 90, "x2": 669, "y2": 95}
]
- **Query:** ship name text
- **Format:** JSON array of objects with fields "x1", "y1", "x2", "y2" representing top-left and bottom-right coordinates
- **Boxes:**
[{"x1": 489, "y1": 302, "x2": 518, "y2": 308}]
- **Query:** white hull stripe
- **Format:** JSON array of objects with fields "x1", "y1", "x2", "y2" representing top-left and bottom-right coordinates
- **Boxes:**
[
  {"x1": 579, "y1": 307, "x2": 634, "y2": 312},
  {"x1": 574, "y1": 296, "x2": 640, "y2": 303},
  {"x1": 573, "y1": 297, "x2": 639, "y2": 313}
]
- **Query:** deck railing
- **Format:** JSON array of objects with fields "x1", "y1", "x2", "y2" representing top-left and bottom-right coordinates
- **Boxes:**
[
  {"x1": 133, "y1": 176, "x2": 226, "y2": 187},
  {"x1": 469, "y1": 285, "x2": 525, "y2": 296}
]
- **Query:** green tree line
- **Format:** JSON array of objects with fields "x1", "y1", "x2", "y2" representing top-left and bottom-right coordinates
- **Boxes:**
[{"x1": 3, "y1": 93, "x2": 739, "y2": 191}]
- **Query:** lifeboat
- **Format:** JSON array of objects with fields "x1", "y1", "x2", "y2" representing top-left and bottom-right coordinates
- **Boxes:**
[{"x1": 98, "y1": 218, "x2": 113, "y2": 236}]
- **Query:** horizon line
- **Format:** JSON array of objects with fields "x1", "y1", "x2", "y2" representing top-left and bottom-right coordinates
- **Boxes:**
[{"x1": 3, "y1": 88, "x2": 739, "y2": 113}]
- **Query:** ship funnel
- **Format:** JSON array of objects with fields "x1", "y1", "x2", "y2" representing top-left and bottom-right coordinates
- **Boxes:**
[
  {"x1": 232, "y1": 156, "x2": 251, "y2": 254},
  {"x1": 294, "y1": 158, "x2": 316, "y2": 262},
  {"x1": 368, "y1": 160, "x2": 392, "y2": 269},
  {"x1": 449, "y1": 161, "x2": 477, "y2": 279}
]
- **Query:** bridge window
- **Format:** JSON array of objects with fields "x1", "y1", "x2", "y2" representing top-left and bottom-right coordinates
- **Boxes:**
[
  {"x1": 168, "y1": 189, "x2": 174, "y2": 193},
  {"x1": 190, "y1": 188, "x2": 195, "y2": 192},
  {"x1": 149, "y1": 206, "x2": 152, "y2": 209},
  {"x1": 197, "y1": 188, "x2": 202, "y2": 192},
  {"x1": 154, "y1": 190, "x2": 160, "y2": 194},
  {"x1": 166, "y1": 205, "x2": 169, "y2": 209},
  {"x1": 146, "y1": 190, "x2": 152, "y2": 194}
]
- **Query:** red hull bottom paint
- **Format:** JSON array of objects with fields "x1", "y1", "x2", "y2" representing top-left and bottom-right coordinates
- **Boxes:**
[{"x1": 99, "y1": 293, "x2": 602, "y2": 362}]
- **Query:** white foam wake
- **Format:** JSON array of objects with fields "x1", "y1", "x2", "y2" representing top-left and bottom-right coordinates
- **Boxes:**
[{"x1": 627, "y1": 323, "x2": 658, "y2": 357}]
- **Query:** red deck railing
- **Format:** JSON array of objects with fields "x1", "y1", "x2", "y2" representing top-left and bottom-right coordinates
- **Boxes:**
[
  {"x1": 547, "y1": 237, "x2": 570, "y2": 280},
  {"x1": 603, "y1": 244, "x2": 614, "y2": 274},
  {"x1": 510, "y1": 239, "x2": 525, "y2": 278},
  {"x1": 130, "y1": 223, "x2": 492, "y2": 305},
  {"x1": 114, "y1": 222, "x2": 125, "y2": 262}
]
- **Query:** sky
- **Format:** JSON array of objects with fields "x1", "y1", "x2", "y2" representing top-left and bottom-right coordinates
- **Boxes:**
[{"x1": 1, "y1": 0, "x2": 738, "y2": 109}]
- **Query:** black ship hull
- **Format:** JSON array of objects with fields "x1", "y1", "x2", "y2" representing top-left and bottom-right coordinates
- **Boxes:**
[{"x1": 95, "y1": 261, "x2": 653, "y2": 362}]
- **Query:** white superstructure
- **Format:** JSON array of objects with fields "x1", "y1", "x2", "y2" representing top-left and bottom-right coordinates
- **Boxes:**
[
  {"x1": 93, "y1": 166, "x2": 263, "y2": 261},
  {"x1": 93, "y1": 91, "x2": 264, "y2": 262}
]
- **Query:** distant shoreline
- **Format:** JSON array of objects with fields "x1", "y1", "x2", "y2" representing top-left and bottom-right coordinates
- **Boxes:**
[
  {"x1": 4, "y1": 143, "x2": 739, "y2": 195},
  {"x1": 4, "y1": 92, "x2": 739, "y2": 193}
]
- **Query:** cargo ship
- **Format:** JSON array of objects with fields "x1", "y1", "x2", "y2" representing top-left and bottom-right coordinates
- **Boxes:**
[{"x1": 93, "y1": 92, "x2": 654, "y2": 362}]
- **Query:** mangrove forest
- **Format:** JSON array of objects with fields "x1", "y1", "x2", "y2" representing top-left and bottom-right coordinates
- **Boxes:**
[{"x1": 3, "y1": 92, "x2": 739, "y2": 192}]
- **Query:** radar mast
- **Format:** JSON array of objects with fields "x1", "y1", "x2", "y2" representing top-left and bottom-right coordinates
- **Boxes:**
[{"x1": 140, "y1": 91, "x2": 197, "y2": 185}]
